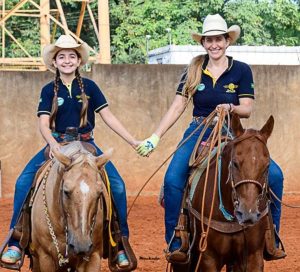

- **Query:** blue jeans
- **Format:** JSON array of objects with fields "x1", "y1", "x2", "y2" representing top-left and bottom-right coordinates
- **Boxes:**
[
  {"x1": 164, "y1": 120, "x2": 284, "y2": 244},
  {"x1": 8, "y1": 140, "x2": 129, "y2": 247}
]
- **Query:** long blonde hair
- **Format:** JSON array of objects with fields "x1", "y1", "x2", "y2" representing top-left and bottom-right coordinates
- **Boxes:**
[{"x1": 182, "y1": 54, "x2": 205, "y2": 102}]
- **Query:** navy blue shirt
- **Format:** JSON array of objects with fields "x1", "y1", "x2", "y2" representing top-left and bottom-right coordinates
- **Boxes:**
[
  {"x1": 37, "y1": 77, "x2": 108, "y2": 134},
  {"x1": 176, "y1": 55, "x2": 255, "y2": 117}
]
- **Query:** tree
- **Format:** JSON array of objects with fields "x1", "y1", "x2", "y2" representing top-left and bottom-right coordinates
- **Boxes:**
[{"x1": 110, "y1": 0, "x2": 300, "y2": 63}]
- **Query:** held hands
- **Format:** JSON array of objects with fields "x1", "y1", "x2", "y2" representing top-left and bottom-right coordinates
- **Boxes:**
[{"x1": 136, "y1": 134, "x2": 160, "y2": 157}]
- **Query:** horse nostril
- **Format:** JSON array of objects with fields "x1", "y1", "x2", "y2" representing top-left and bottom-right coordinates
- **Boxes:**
[
  {"x1": 256, "y1": 212, "x2": 261, "y2": 219},
  {"x1": 69, "y1": 243, "x2": 75, "y2": 251},
  {"x1": 235, "y1": 210, "x2": 243, "y2": 219}
]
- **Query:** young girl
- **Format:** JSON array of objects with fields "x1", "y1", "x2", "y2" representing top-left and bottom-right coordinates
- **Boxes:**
[
  {"x1": 137, "y1": 14, "x2": 285, "y2": 261},
  {"x1": 1, "y1": 35, "x2": 138, "y2": 268}
]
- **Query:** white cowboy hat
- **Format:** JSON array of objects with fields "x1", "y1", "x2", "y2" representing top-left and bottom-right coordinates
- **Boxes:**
[
  {"x1": 192, "y1": 14, "x2": 241, "y2": 45},
  {"x1": 42, "y1": 35, "x2": 89, "y2": 70}
]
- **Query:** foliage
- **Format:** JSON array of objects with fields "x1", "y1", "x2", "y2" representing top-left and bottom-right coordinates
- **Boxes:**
[{"x1": 0, "y1": 0, "x2": 299, "y2": 62}]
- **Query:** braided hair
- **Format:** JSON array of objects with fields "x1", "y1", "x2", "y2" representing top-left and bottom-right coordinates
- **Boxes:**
[
  {"x1": 75, "y1": 68, "x2": 88, "y2": 127},
  {"x1": 49, "y1": 68, "x2": 88, "y2": 131},
  {"x1": 49, "y1": 68, "x2": 60, "y2": 131}
]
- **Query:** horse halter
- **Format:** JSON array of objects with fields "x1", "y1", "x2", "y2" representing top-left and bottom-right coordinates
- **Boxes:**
[{"x1": 228, "y1": 133, "x2": 270, "y2": 210}]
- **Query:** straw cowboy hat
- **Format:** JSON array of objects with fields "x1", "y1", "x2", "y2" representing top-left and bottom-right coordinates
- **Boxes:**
[
  {"x1": 42, "y1": 35, "x2": 89, "y2": 70},
  {"x1": 192, "y1": 14, "x2": 241, "y2": 45}
]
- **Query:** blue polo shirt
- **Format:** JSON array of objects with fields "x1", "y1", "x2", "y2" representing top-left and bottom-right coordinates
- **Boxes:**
[
  {"x1": 176, "y1": 55, "x2": 255, "y2": 117},
  {"x1": 37, "y1": 77, "x2": 108, "y2": 134}
]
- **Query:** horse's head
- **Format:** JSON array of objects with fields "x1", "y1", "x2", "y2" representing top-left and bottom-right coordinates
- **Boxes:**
[
  {"x1": 53, "y1": 142, "x2": 112, "y2": 256},
  {"x1": 228, "y1": 114, "x2": 274, "y2": 226}
]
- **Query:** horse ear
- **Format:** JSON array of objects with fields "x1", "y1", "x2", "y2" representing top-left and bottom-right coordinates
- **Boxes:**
[
  {"x1": 260, "y1": 115, "x2": 274, "y2": 142},
  {"x1": 53, "y1": 149, "x2": 71, "y2": 167},
  {"x1": 231, "y1": 113, "x2": 244, "y2": 137},
  {"x1": 96, "y1": 148, "x2": 113, "y2": 170}
]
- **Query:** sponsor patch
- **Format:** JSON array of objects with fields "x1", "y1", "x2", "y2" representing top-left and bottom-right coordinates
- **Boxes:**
[
  {"x1": 57, "y1": 97, "x2": 64, "y2": 106},
  {"x1": 224, "y1": 83, "x2": 238, "y2": 93},
  {"x1": 197, "y1": 83, "x2": 205, "y2": 91}
]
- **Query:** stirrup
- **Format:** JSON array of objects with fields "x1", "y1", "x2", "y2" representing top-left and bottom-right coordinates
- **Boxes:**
[
  {"x1": 0, "y1": 229, "x2": 26, "y2": 271},
  {"x1": 165, "y1": 236, "x2": 189, "y2": 265},
  {"x1": 117, "y1": 250, "x2": 129, "y2": 268},
  {"x1": 165, "y1": 249, "x2": 189, "y2": 264},
  {"x1": 1, "y1": 248, "x2": 22, "y2": 264},
  {"x1": 264, "y1": 224, "x2": 287, "y2": 261}
]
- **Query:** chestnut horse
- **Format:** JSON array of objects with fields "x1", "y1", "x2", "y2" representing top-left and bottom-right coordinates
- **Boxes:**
[
  {"x1": 173, "y1": 114, "x2": 274, "y2": 272},
  {"x1": 30, "y1": 142, "x2": 111, "y2": 272}
]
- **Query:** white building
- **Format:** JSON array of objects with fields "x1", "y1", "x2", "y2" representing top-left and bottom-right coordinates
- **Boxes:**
[{"x1": 148, "y1": 45, "x2": 300, "y2": 65}]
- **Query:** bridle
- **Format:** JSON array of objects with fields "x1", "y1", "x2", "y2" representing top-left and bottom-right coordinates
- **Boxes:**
[
  {"x1": 228, "y1": 133, "x2": 270, "y2": 213},
  {"x1": 42, "y1": 153, "x2": 104, "y2": 267}
]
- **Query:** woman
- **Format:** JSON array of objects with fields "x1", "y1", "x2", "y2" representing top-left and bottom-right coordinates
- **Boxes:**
[
  {"x1": 137, "y1": 14, "x2": 285, "y2": 261},
  {"x1": 1, "y1": 35, "x2": 138, "y2": 268}
]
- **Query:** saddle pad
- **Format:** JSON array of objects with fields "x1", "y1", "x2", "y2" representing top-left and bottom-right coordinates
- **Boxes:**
[{"x1": 189, "y1": 142, "x2": 226, "y2": 201}]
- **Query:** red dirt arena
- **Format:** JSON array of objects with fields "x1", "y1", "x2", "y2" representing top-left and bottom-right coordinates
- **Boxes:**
[{"x1": 0, "y1": 195, "x2": 300, "y2": 272}]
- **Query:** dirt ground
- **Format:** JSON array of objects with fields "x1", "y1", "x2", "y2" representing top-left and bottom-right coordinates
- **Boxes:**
[{"x1": 0, "y1": 195, "x2": 300, "y2": 272}]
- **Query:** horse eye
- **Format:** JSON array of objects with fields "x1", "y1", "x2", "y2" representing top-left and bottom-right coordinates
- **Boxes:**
[
  {"x1": 233, "y1": 161, "x2": 239, "y2": 169},
  {"x1": 64, "y1": 189, "x2": 71, "y2": 198}
]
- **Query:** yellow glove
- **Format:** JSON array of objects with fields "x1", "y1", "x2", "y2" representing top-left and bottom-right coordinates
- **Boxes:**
[{"x1": 137, "y1": 134, "x2": 160, "y2": 157}]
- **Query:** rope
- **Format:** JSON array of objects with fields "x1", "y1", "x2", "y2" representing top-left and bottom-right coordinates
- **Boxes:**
[
  {"x1": 270, "y1": 189, "x2": 300, "y2": 208},
  {"x1": 195, "y1": 109, "x2": 229, "y2": 271},
  {"x1": 127, "y1": 110, "x2": 218, "y2": 217}
]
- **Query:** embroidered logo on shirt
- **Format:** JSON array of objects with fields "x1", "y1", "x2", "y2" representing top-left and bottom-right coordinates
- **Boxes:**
[
  {"x1": 197, "y1": 83, "x2": 205, "y2": 91},
  {"x1": 251, "y1": 83, "x2": 254, "y2": 89},
  {"x1": 76, "y1": 95, "x2": 90, "y2": 102},
  {"x1": 57, "y1": 97, "x2": 64, "y2": 106},
  {"x1": 39, "y1": 98, "x2": 42, "y2": 103},
  {"x1": 224, "y1": 83, "x2": 238, "y2": 93}
]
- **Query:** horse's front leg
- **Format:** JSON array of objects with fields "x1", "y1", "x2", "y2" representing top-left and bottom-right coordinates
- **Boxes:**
[
  {"x1": 234, "y1": 251, "x2": 264, "y2": 272},
  {"x1": 196, "y1": 253, "x2": 223, "y2": 272},
  {"x1": 34, "y1": 251, "x2": 57, "y2": 272},
  {"x1": 77, "y1": 252, "x2": 101, "y2": 272}
]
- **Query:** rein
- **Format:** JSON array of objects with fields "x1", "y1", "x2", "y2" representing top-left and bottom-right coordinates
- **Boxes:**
[
  {"x1": 269, "y1": 189, "x2": 300, "y2": 208},
  {"x1": 193, "y1": 109, "x2": 230, "y2": 271},
  {"x1": 228, "y1": 133, "x2": 270, "y2": 216},
  {"x1": 42, "y1": 160, "x2": 70, "y2": 267},
  {"x1": 41, "y1": 152, "x2": 105, "y2": 268},
  {"x1": 127, "y1": 109, "x2": 219, "y2": 216}
]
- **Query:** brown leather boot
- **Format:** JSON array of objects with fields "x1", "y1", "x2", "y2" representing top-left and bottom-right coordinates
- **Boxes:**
[
  {"x1": 166, "y1": 249, "x2": 188, "y2": 264},
  {"x1": 266, "y1": 247, "x2": 287, "y2": 261},
  {"x1": 264, "y1": 221, "x2": 286, "y2": 261}
]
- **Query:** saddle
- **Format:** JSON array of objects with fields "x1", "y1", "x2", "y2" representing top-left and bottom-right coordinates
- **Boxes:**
[
  {"x1": 165, "y1": 136, "x2": 286, "y2": 265},
  {"x1": 0, "y1": 157, "x2": 53, "y2": 271},
  {"x1": 1, "y1": 141, "x2": 138, "y2": 271}
]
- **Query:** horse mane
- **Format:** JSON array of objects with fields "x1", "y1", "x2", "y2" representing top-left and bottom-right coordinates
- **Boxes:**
[
  {"x1": 60, "y1": 141, "x2": 89, "y2": 156},
  {"x1": 56, "y1": 142, "x2": 98, "y2": 170}
]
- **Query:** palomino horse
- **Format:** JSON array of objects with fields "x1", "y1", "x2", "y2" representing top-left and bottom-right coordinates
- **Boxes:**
[
  {"x1": 173, "y1": 114, "x2": 274, "y2": 272},
  {"x1": 30, "y1": 141, "x2": 111, "y2": 272}
]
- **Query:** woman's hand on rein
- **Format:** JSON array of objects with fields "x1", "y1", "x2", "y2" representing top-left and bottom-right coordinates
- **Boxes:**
[
  {"x1": 49, "y1": 142, "x2": 61, "y2": 159},
  {"x1": 216, "y1": 103, "x2": 234, "y2": 113}
]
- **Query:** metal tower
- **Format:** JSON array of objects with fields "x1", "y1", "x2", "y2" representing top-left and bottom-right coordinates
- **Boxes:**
[{"x1": 0, "y1": 0, "x2": 111, "y2": 71}]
